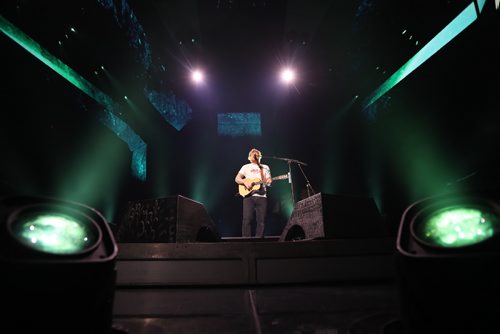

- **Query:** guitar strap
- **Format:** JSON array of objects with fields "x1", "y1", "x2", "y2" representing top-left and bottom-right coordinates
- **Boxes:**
[{"x1": 259, "y1": 165, "x2": 266, "y2": 194}]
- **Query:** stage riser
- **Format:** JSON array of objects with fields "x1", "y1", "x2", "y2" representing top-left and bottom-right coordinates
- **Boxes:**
[{"x1": 116, "y1": 238, "x2": 396, "y2": 286}]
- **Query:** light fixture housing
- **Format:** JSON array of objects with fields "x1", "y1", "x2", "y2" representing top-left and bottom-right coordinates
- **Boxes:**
[
  {"x1": 0, "y1": 196, "x2": 118, "y2": 334},
  {"x1": 396, "y1": 191, "x2": 500, "y2": 334}
]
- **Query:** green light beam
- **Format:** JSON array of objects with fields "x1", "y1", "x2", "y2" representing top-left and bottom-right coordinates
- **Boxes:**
[
  {"x1": 0, "y1": 14, "x2": 112, "y2": 108},
  {"x1": 363, "y1": 2, "x2": 478, "y2": 109},
  {"x1": 477, "y1": 0, "x2": 487, "y2": 13},
  {"x1": 55, "y1": 129, "x2": 129, "y2": 223},
  {"x1": 0, "y1": 14, "x2": 147, "y2": 181}
]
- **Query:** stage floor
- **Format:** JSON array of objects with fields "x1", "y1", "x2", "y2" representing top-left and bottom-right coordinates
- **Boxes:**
[{"x1": 111, "y1": 237, "x2": 402, "y2": 334}]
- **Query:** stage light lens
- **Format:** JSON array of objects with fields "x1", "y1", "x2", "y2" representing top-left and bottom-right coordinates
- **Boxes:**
[
  {"x1": 414, "y1": 206, "x2": 500, "y2": 248},
  {"x1": 9, "y1": 211, "x2": 100, "y2": 255},
  {"x1": 280, "y1": 68, "x2": 295, "y2": 84}
]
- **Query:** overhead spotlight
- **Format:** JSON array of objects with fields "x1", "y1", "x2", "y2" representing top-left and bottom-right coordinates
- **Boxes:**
[
  {"x1": 280, "y1": 68, "x2": 296, "y2": 84},
  {"x1": 0, "y1": 195, "x2": 118, "y2": 334},
  {"x1": 191, "y1": 69, "x2": 204, "y2": 84},
  {"x1": 395, "y1": 191, "x2": 500, "y2": 334}
]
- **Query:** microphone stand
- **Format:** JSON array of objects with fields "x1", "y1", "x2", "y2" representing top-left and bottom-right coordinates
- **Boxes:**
[
  {"x1": 263, "y1": 155, "x2": 312, "y2": 207},
  {"x1": 297, "y1": 163, "x2": 315, "y2": 198},
  {"x1": 287, "y1": 160, "x2": 295, "y2": 205}
]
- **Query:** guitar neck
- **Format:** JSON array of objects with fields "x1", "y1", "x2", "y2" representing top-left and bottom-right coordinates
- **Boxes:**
[{"x1": 256, "y1": 175, "x2": 283, "y2": 184}]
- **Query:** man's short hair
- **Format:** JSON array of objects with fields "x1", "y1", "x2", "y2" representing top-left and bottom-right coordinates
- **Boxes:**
[{"x1": 248, "y1": 148, "x2": 262, "y2": 161}]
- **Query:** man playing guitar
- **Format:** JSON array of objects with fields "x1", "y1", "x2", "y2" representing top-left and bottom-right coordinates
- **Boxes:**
[{"x1": 235, "y1": 148, "x2": 272, "y2": 238}]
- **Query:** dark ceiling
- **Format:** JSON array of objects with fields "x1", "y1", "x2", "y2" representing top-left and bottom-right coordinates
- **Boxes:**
[
  {"x1": 1, "y1": 0, "x2": 482, "y2": 119},
  {"x1": 1, "y1": 0, "x2": 499, "y2": 233}
]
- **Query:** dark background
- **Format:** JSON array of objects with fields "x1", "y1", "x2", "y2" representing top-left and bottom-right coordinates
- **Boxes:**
[{"x1": 1, "y1": 0, "x2": 499, "y2": 237}]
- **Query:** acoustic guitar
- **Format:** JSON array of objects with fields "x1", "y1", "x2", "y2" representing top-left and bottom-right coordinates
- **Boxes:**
[{"x1": 238, "y1": 174, "x2": 288, "y2": 197}]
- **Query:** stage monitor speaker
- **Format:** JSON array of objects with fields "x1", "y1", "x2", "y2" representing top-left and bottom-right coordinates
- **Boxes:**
[
  {"x1": 116, "y1": 195, "x2": 219, "y2": 243},
  {"x1": 280, "y1": 193, "x2": 387, "y2": 241}
]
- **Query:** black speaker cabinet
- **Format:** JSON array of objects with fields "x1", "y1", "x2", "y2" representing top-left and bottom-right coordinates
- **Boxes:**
[
  {"x1": 116, "y1": 195, "x2": 219, "y2": 242},
  {"x1": 280, "y1": 193, "x2": 386, "y2": 241}
]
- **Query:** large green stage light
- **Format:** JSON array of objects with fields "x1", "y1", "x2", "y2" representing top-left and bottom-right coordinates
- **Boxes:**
[
  {"x1": 0, "y1": 196, "x2": 118, "y2": 334},
  {"x1": 413, "y1": 205, "x2": 499, "y2": 248},
  {"x1": 10, "y1": 211, "x2": 100, "y2": 255},
  {"x1": 396, "y1": 191, "x2": 500, "y2": 334}
]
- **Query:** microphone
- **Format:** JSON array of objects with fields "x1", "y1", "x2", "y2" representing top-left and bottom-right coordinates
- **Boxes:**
[{"x1": 254, "y1": 154, "x2": 262, "y2": 168}]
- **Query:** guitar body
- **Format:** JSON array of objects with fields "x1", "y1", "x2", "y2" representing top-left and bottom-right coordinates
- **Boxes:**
[
  {"x1": 238, "y1": 178, "x2": 263, "y2": 197},
  {"x1": 237, "y1": 174, "x2": 289, "y2": 197}
]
